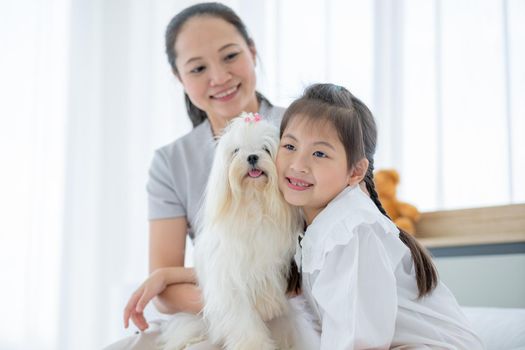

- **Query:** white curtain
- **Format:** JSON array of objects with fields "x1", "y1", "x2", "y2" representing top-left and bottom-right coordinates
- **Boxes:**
[
  {"x1": 399, "y1": 0, "x2": 525, "y2": 210},
  {"x1": 257, "y1": 0, "x2": 525, "y2": 210},
  {"x1": 0, "y1": 0, "x2": 69, "y2": 349},
  {"x1": 59, "y1": 1, "x2": 191, "y2": 348},
  {"x1": 1, "y1": 0, "x2": 523, "y2": 349}
]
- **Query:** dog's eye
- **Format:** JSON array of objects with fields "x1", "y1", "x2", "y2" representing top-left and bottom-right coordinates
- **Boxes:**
[
  {"x1": 263, "y1": 147, "x2": 271, "y2": 155},
  {"x1": 232, "y1": 148, "x2": 239, "y2": 155}
]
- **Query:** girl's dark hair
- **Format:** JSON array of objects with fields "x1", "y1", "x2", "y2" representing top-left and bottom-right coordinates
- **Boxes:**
[
  {"x1": 165, "y1": 2, "x2": 271, "y2": 128},
  {"x1": 283, "y1": 83, "x2": 438, "y2": 298}
]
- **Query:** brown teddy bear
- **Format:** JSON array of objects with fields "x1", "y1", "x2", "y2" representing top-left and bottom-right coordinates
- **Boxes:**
[{"x1": 374, "y1": 169, "x2": 420, "y2": 235}]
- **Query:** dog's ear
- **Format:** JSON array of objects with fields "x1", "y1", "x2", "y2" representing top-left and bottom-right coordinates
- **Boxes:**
[{"x1": 204, "y1": 141, "x2": 233, "y2": 222}]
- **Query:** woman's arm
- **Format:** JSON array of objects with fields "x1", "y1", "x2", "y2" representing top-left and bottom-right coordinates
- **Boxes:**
[
  {"x1": 124, "y1": 266, "x2": 197, "y2": 330},
  {"x1": 124, "y1": 218, "x2": 202, "y2": 331},
  {"x1": 149, "y1": 218, "x2": 204, "y2": 315}
]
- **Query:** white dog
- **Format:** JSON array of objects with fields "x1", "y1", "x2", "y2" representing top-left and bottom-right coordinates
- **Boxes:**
[{"x1": 158, "y1": 113, "x2": 319, "y2": 350}]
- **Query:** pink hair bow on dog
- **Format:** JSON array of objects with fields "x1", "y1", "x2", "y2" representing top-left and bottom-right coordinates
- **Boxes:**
[{"x1": 244, "y1": 112, "x2": 262, "y2": 123}]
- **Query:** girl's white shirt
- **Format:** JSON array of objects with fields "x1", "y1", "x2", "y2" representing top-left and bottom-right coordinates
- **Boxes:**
[{"x1": 295, "y1": 185, "x2": 484, "y2": 350}]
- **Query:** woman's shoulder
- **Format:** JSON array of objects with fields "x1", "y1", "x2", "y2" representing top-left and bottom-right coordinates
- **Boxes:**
[
  {"x1": 259, "y1": 100, "x2": 285, "y2": 127},
  {"x1": 155, "y1": 120, "x2": 214, "y2": 159}
]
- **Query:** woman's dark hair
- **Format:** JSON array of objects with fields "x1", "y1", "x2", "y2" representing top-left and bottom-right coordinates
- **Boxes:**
[
  {"x1": 165, "y1": 2, "x2": 271, "y2": 128},
  {"x1": 283, "y1": 83, "x2": 438, "y2": 298}
]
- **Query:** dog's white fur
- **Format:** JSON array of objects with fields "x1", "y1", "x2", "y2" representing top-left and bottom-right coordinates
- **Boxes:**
[{"x1": 158, "y1": 114, "x2": 319, "y2": 350}]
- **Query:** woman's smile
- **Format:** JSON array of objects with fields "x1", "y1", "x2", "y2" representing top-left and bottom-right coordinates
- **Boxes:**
[
  {"x1": 210, "y1": 83, "x2": 240, "y2": 101},
  {"x1": 175, "y1": 16, "x2": 259, "y2": 131}
]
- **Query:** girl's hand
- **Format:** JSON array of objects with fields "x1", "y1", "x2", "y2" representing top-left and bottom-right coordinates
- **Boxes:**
[{"x1": 123, "y1": 268, "x2": 169, "y2": 331}]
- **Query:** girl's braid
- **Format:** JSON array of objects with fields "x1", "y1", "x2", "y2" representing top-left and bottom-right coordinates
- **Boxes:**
[{"x1": 363, "y1": 159, "x2": 389, "y2": 219}]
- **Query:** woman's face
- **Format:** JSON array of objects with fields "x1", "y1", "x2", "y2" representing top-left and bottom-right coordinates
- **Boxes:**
[{"x1": 174, "y1": 16, "x2": 258, "y2": 126}]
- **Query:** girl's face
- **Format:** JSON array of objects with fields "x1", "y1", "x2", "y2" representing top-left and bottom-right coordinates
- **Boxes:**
[
  {"x1": 174, "y1": 16, "x2": 258, "y2": 128},
  {"x1": 277, "y1": 116, "x2": 354, "y2": 225}
]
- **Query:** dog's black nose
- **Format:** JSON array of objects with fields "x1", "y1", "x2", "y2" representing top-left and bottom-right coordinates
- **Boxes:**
[{"x1": 247, "y1": 154, "x2": 259, "y2": 165}]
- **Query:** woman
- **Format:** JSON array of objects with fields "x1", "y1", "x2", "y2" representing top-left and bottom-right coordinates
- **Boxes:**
[{"x1": 104, "y1": 3, "x2": 284, "y2": 349}]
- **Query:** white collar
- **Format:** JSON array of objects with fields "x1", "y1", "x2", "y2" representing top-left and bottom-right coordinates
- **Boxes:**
[{"x1": 300, "y1": 185, "x2": 400, "y2": 274}]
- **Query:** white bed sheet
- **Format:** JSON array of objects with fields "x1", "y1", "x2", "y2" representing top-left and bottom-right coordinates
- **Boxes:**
[{"x1": 462, "y1": 307, "x2": 525, "y2": 350}]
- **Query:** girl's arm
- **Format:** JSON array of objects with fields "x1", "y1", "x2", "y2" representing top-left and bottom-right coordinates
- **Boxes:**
[{"x1": 312, "y1": 228, "x2": 397, "y2": 349}]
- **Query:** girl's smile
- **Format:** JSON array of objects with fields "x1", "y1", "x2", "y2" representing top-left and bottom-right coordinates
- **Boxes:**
[{"x1": 285, "y1": 176, "x2": 313, "y2": 191}]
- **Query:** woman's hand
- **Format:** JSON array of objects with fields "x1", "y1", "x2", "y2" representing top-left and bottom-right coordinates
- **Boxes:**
[
  {"x1": 123, "y1": 267, "x2": 198, "y2": 330},
  {"x1": 123, "y1": 268, "x2": 170, "y2": 331}
]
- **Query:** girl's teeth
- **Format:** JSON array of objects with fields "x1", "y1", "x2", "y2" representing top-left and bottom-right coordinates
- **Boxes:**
[
  {"x1": 291, "y1": 179, "x2": 309, "y2": 187},
  {"x1": 214, "y1": 86, "x2": 237, "y2": 98}
]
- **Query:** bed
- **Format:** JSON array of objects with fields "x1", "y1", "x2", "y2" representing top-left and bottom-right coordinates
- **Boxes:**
[{"x1": 462, "y1": 307, "x2": 525, "y2": 349}]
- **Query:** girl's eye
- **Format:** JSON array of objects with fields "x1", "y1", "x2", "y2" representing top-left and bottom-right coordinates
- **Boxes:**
[
  {"x1": 263, "y1": 147, "x2": 271, "y2": 155},
  {"x1": 313, "y1": 151, "x2": 327, "y2": 158},
  {"x1": 190, "y1": 65, "x2": 205, "y2": 74},
  {"x1": 283, "y1": 144, "x2": 295, "y2": 151},
  {"x1": 225, "y1": 52, "x2": 239, "y2": 62}
]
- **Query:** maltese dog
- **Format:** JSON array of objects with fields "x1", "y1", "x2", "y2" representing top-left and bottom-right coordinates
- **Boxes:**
[{"x1": 158, "y1": 113, "x2": 319, "y2": 350}]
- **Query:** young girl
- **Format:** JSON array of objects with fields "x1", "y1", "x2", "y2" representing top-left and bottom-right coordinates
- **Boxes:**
[{"x1": 276, "y1": 83, "x2": 484, "y2": 349}]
